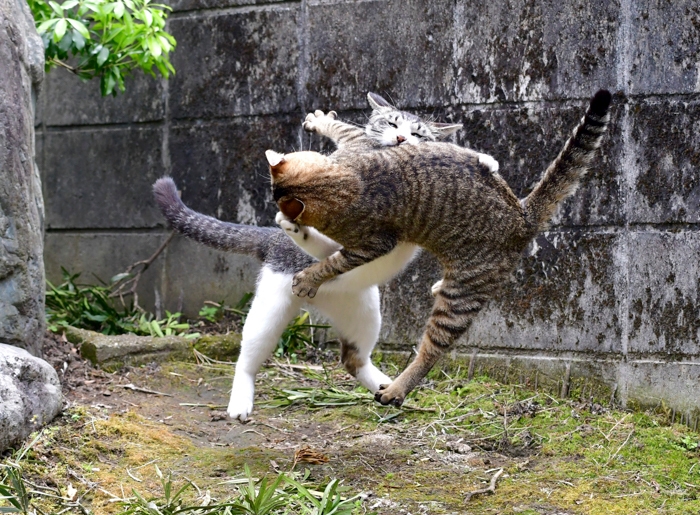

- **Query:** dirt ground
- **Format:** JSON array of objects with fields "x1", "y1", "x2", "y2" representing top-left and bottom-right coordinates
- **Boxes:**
[{"x1": 15, "y1": 332, "x2": 700, "y2": 515}]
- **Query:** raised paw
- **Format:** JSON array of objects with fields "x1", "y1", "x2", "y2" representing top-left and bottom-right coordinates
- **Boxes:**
[
  {"x1": 302, "y1": 110, "x2": 338, "y2": 134},
  {"x1": 292, "y1": 270, "x2": 319, "y2": 298},
  {"x1": 374, "y1": 383, "x2": 406, "y2": 407},
  {"x1": 477, "y1": 153, "x2": 499, "y2": 173},
  {"x1": 431, "y1": 279, "x2": 443, "y2": 297}
]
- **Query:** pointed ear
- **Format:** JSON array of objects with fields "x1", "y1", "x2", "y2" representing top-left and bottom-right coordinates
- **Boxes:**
[
  {"x1": 265, "y1": 150, "x2": 286, "y2": 178},
  {"x1": 430, "y1": 122, "x2": 462, "y2": 138},
  {"x1": 279, "y1": 197, "x2": 305, "y2": 221},
  {"x1": 367, "y1": 92, "x2": 392, "y2": 111}
]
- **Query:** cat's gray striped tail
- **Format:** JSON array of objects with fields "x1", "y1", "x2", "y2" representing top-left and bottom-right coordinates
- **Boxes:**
[
  {"x1": 153, "y1": 177, "x2": 272, "y2": 261},
  {"x1": 522, "y1": 89, "x2": 612, "y2": 231}
]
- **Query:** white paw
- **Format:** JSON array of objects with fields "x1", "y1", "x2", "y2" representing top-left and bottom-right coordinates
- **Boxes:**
[
  {"x1": 228, "y1": 374, "x2": 255, "y2": 422},
  {"x1": 302, "y1": 110, "x2": 337, "y2": 133},
  {"x1": 431, "y1": 279, "x2": 443, "y2": 297},
  {"x1": 356, "y1": 363, "x2": 393, "y2": 393},
  {"x1": 478, "y1": 153, "x2": 499, "y2": 173}
]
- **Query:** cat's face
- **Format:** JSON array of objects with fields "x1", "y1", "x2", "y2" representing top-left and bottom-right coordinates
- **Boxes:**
[{"x1": 365, "y1": 92, "x2": 461, "y2": 147}]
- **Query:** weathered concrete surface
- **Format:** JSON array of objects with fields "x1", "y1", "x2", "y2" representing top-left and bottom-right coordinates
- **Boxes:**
[
  {"x1": 63, "y1": 326, "x2": 242, "y2": 369},
  {"x1": 39, "y1": 0, "x2": 700, "y2": 420},
  {"x1": 0, "y1": 343, "x2": 62, "y2": 453},
  {"x1": 0, "y1": 0, "x2": 45, "y2": 354},
  {"x1": 64, "y1": 326, "x2": 191, "y2": 369}
]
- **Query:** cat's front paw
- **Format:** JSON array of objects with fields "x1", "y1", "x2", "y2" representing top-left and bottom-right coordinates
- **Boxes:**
[
  {"x1": 276, "y1": 211, "x2": 302, "y2": 234},
  {"x1": 374, "y1": 382, "x2": 406, "y2": 407},
  {"x1": 228, "y1": 381, "x2": 254, "y2": 422},
  {"x1": 477, "y1": 153, "x2": 499, "y2": 173},
  {"x1": 302, "y1": 110, "x2": 338, "y2": 134},
  {"x1": 292, "y1": 270, "x2": 319, "y2": 298},
  {"x1": 431, "y1": 279, "x2": 443, "y2": 297}
]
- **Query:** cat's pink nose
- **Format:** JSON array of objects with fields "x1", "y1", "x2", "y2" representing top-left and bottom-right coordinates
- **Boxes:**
[{"x1": 397, "y1": 135, "x2": 406, "y2": 144}]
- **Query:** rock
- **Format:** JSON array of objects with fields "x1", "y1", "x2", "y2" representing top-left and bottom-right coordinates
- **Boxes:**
[
  {"x1": 64, "y1": 326, "x2": 192, "y2": 371},
  {"x1": 0, "y1": 0, "x2": 46, "y2": 355},
  {"x1": 63, "y1": 326, "x2": 242, "y2": 370},
  {"x1": 0, "y1": 343, "x2": 62, "y2": 453}
]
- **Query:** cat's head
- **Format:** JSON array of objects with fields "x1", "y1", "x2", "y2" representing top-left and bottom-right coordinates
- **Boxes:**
[
  {"x1": 266, "y1": 150, "x2": 358, "y2": 226},
  {"x1": 365, "y1": 92, "x2": 462, "y2": 147}
]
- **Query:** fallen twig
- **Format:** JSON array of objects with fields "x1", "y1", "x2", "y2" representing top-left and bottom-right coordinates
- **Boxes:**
[
  {"x1": 179, "y1": 403, "x2": 227, "y2": 409},
  {"x1": 465, "y1": 468, "x2": 504, "y2": 501},
  {"x1": 116, "y1": 383, "x2": 173, "y2": 397}
]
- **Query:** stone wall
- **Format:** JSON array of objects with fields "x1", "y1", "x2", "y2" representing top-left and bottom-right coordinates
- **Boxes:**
[
  {"x1": 39, "y1": 0, "x2": 700, "y2": 418},
  {"x1": 1, "y1": 0, "x2": 45, "y2": 355}
]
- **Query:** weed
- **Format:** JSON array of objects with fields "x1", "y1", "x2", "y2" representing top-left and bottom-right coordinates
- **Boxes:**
[{"x1": 46, "y1": 268, "x2": 197, "y2": 338}]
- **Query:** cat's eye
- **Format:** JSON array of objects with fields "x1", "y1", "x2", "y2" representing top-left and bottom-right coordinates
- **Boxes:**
[
  {"x1": 388, "y1": 122, "x2": 398, "y2": 128},
  {"x1": 412, "y1": 133, "x2": 421, "y2": 138}
]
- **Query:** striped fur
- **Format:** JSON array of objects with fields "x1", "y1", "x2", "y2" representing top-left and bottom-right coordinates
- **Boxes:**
[{"x1": 269, "y1": 90, "x2": 612, "y2": 407}]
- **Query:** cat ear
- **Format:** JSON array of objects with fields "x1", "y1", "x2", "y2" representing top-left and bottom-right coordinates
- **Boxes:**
[
  {"x1": 279, "y1": 197, "x2": 305, "y2": 221},
  {"x1": 265, "y1": 150, "x2": 286, "y2": 177},
  {"x1": 367, "y1": 92, "x2": 392, "y2": 111},
  {"x1": 430, "y1": 122, "x2": 462, "y2": 138}
]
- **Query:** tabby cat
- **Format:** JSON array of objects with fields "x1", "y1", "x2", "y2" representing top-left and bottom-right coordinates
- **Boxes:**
[
  {"x1": 267, "y1": 89, "x2": 612, "y2": 407},
  {"x1": 153, "y1": 94, "x2": 461, "y2": 421}
]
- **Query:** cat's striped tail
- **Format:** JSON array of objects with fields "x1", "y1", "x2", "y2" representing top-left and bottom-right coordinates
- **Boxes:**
[
  {"x1": 522, "y1": 89, "x2": 612, "y2": 231},
  {"x1": 153, "y1": 177, "x2": 273, "y2": 261}
]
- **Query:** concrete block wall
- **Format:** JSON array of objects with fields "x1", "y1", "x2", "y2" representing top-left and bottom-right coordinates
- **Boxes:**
[{"x1": 38, "y1": 0, "x2": 700, "y2": 418}]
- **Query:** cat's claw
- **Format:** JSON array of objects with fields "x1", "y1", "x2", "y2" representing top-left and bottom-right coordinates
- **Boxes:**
[
  {"x1": 292, "y1": 271, "x2": 319, "y2": 298},
  {"x1": 303, "y1": 110, "x2": 337, "y2": 134},
  {"x1": 374, "y1": 383, "x2": 405, "y2": 407},
  {"x1": 431, "y1": 279, "x2": 443, "y2": 297}
]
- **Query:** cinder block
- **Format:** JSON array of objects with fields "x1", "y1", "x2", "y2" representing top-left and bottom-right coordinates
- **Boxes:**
[
  {"x1": 169, "y1": 6, "x2": 300, "y2": 119},
  {"x1": 455, "y1": 100, "x2": 623, "y2": 227},
  {"x1": 627, "y1": 231, "x2": 700, "y2": 357},
  {"x1": 169, "y1": 115, "x2": 301, "y2": 226},
  {"x1": 380, "y1": 232, "x2": 624, "y2": 355},
  {"x1": 43, "y1": 70, "x2": 164, "y2": 126},
  {"x1": 43, "y1": 232, "x2": 168, "y2": 311},
  {"x1": 627, "y1": 98, "x2": 700, "y2": 224},
  {"x1": 43, "y1": 127, "x2": 164, "y2": 229},
  {"x1": 628, "y1": 0, "x2": 700, "y2": 95},
  {"x1": 162, "y1": 234, "x2": 260, "y2": 316},
  {"x1": 169, "y1": 0, "x2": 285, "y2": 14},
  {"x1": 305, "y1": 0, "x2": 455, "y2": 111},
  {"x1": 453, "y1": 0, "x2": 618, "y2": 103}
]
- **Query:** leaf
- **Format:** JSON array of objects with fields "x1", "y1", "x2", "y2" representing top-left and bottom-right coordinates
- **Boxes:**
[
  {"x1": 36, "y1": 18, "x2": 60, "y2": 34},
  {"x1": 48, "y1": 0, "x2": 64, "y2": 15},
  {"x1": 57, "y1": 29, "x2": 73, "y2": 50},
  {"x1": 61, "y1": 0, "x2": 79, "y2": 9},
  {"x1": 96, "y1": 45, "x2": 109, "y2": 66},
  {"x1": 53, "y1": 18, "x2": 68, "y2": 42},
  {"x1": 147, "y1": 36, "x2": 161, "y2": 57},
  {"x1": 67, "y1": 18, "x2": 90, "y2": 39},
  {"x1": 113, "y1": 1, "x2": 124, "y2": 17},
  {"x1": 143, "y1": 8, "x2": 153, "y2": 26},
  {"x1": 71, "y1": 28, "x2": 85, "y2": 49}
]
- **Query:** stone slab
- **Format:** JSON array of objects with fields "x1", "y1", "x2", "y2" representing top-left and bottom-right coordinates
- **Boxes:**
[
  {"x1": 43, "y1": 232, "x2": 167, "y2": 311},
  {"x1": 628, "y1": 0, "x2": 700, "y2": 95},
  {"x1": 64, "y1": 326, "x2": 191, "y2": 369},
  {"x1": 305, "y1": 0, "x2": 454, "y2": 111},
  {"x1": 453, "y1": 0, "x2": 619, "y2": 103},
  {"x1": 42, "y1": 127, "x2": 164, "y2": 229},
  {"x1": 162, "y1": 234, "x2": 260, "y2": 317},
  {"x1": 455, "y1": 100, "x2": 623, "y2": 227},
  {"x1": 43, "y1": 71, "x2": 165, "y2": 126},
  {"x1": 169, "y1": 0, "x2": 285, "y2": 14},
  {"x1": 627, "y1": 98, "x2": 700, "y2": 224},
  {"x1": 627, "y1": 231, "x2": 700, "y2": 357},
  {"x1": 169, "y1": 115, "x2": 301, "y2": 226},
  {"x1": 169, "y1": 5, "x2": 300, "y2": 119}
]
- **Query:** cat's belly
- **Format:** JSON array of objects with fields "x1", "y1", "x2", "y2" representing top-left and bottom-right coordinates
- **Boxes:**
[{"x1": 320, "y1": 243, "x2": 420, "y2": 291}]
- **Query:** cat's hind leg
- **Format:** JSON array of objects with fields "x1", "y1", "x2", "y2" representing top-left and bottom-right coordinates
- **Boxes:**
[
  {"x1": 228, "y1": 267, "x2": 302, "y2": 421},
  {"x1": 312, "y1": 286, "x2": 391, "y2": 392}
]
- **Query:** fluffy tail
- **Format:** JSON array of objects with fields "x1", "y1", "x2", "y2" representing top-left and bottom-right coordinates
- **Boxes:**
[
  {"x1": 153, "y1": 177, "x2": 273, "y2": 260},
  {"x1": 522, "y1": 89, "x2": 612, "y2": 231}
]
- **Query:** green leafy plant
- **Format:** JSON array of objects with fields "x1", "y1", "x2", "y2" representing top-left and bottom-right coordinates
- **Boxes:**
[
  {"x1": 276, "y1": 311, "x2": 330, "y2": 362},
  {"x1": 28, "y1": 0, "x2": 176, "y2": 96},
  {"x1": 46, "y1": 268, "x2": 197, "y2": 338}
]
